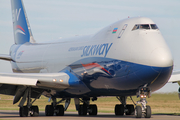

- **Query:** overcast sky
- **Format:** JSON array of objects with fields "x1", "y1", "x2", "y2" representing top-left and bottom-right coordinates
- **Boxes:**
[{"x1": 0, "y1": 0, "x2": 180, "y2": 93}]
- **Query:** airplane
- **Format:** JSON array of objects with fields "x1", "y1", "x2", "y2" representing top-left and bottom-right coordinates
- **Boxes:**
[{"x1": 0, "y1": 0, "x2": 173, "y2": 118}]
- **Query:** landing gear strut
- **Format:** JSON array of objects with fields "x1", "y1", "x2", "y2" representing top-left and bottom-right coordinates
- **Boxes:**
[
  {"x1": 18, "y1": 87, "x2": 39, "y2": 117},
  {"x1": 135, "y1": 87, "x2": 151, "y2": 118}
]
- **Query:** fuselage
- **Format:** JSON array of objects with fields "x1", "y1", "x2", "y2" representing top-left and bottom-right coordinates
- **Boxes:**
[{"x1": 9, "y1": 17, "x2": 173, "y2": 97}]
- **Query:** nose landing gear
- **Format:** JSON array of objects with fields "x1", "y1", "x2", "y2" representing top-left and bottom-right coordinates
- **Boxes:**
[
  {"x1": 114, "y1": 87, "x2": 152, "y2": 118},
  {"x1": 135, "y1": 87, "x2": 151, "y2": 118}
]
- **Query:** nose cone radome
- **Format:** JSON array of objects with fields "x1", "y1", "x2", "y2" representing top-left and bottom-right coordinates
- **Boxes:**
[{"x1": 150, "y1": 47, "x2": 173, "y2": 67}]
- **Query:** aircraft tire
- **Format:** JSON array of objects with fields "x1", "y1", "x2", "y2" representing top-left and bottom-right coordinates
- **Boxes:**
[
  {"x1": 30, "y1": 106, "x2": 39, "y2": 117},
  {"x1": 144, "y1": 105, "x2": 151, "y2": 118},
  {"x1": 45, "y1": 105, "x2": 54, "y2": 116},
  {"x1": 78, "y1": 105, "x2": 87, "y2": 116},
  {"x1": 126, "y1": 104, "x2": 134, "y2": 115},
  {"x1": 19, "y1": 106, "x2": 28, "y2": 117},
  {"x1": 135, "y1": 106, "x2": 142, "y2": 118},
  {"x1": 115, "y1": 104, "x2": 124, "y2": 115},
  {"x1": 55, "y1": 105, "x2": 64, "y2": 116},
  {"x1": 88, "y1": 104, "x2": 97, "y2": 115}
]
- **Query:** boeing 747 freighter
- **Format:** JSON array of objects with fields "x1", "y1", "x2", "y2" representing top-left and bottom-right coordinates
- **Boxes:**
[{"x1": 0, "y1": 0, "x2": 173, "y2": 118}]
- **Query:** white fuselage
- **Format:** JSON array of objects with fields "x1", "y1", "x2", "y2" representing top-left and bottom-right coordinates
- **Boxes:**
[{"x1": 11, "y1": 17, "x2": 172, "y2": 73}]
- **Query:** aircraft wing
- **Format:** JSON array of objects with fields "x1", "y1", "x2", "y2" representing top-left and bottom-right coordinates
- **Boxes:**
[
  {"x1": 168, "y1": 71, "x2": 180, "y2": 83},
  {"x1": 0, "y1": 71, "x2": 80, "y2": 104},
  {"x1": 0, "y1": 71, "x2": 79, "y2": 89}
]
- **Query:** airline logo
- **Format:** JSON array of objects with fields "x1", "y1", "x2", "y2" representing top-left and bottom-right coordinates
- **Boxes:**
[
  {"x1": 13, "y1": 8, "x2": 26, "y2": 35},
  {"x1": 81, "y1": 43, "x2": 113, "y2": 57},
  {"x1": 16, "y1": 51, "x2": 24, "y2": 59},
  {"x1": 68, "y1": 43, "x2": 113, "y2": 58},
  {"x1": 15, "y1": 25, "x2": 25, "y2": 35},
  {"x1": 112, "y1": 28, "x2": 118, "y2": 33},
  {"x1": 12, "y1": 0, "x2": 30, "y2": 44}
]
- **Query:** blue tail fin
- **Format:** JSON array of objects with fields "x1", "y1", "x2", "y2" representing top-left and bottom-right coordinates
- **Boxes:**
[{"x1": 11, "y1": 0, "x2": 35, "y2": 44}]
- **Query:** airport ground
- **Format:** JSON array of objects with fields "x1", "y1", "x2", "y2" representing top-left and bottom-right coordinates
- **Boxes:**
[
  {"x1": 0, "y1": 110, "x2": 180, "y2": 120},
  {"x1": 0, "y1": 93, "x2": 180, "y2": 119}
]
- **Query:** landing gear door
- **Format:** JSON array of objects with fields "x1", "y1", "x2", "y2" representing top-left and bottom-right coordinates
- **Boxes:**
[{"x1": 118, "y1": 24, "x2": 128, "y2": 38}]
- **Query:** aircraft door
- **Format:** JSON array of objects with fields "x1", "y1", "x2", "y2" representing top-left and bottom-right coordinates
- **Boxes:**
[{"x1": 118, "y1": 24, "x2": 128, "y2": 38}]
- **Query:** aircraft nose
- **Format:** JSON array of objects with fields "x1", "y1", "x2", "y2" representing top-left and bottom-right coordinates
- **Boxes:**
[{"x1": 150, "y1": 47, "x2": 173, "y2": 67}]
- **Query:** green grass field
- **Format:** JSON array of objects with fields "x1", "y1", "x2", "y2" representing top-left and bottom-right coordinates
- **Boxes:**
[{"x1": 0, "y1": 92, "x2": 180, "y2": 114}]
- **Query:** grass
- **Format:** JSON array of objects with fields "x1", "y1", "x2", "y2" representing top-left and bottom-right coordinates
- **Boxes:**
[{"x1": 0, "y1": 92, "x2": 180, "y2": 114}]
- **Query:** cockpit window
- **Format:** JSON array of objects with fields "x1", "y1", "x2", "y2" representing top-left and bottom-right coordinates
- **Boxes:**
[
  {"x1": 139, "y1": 24, "x2": 150, "y2": 29},
  {"x1": 150, "y1": 24, "x2": 158, "y2": 29},
  {"x1": 132, "y1": 25, "x2": 139, "y2": 30},
  {"x1": 132, "y1": 24, "x2": 158, "y2": 31}
]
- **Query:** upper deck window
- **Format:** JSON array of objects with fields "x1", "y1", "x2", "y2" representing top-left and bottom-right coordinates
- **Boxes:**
[{"x1": 150, "y1": 24, "x2": 158, "y2": 29}]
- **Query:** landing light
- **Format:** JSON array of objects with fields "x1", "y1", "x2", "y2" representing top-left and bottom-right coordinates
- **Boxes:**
[
  {"x1": 53, "y1": 79, "x2": 56, "y2": 82},
  {"x1": 140, "y1": 94, "x2": 147, "y2": 98},
  {"x1": 60, "y1": 79, "x2": 63, "y2": 82}
]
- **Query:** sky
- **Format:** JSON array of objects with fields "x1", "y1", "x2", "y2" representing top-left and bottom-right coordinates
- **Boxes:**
[{"x1": 0, "y1": 0, "x2": 180, "y2": 93}]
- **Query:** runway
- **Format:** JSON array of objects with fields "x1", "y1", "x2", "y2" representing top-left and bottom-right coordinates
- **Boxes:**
[{"x1": 0, "y1": 110, "x2": 180, "y2": 120}]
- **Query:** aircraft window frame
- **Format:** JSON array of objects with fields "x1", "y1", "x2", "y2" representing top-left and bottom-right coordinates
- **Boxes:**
[
  {"x1": 132, "y1": 25, "x2": 139, "y2": 30},
  {"x1": 132, "y1": 24, "x2": 152, "y2": 31},
  {"x1": 139, "y1": 24, "x2": 150, "y2": 30},
  {"x1": 150, "y1": 24, "x2": 159, "y2": 30}
]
